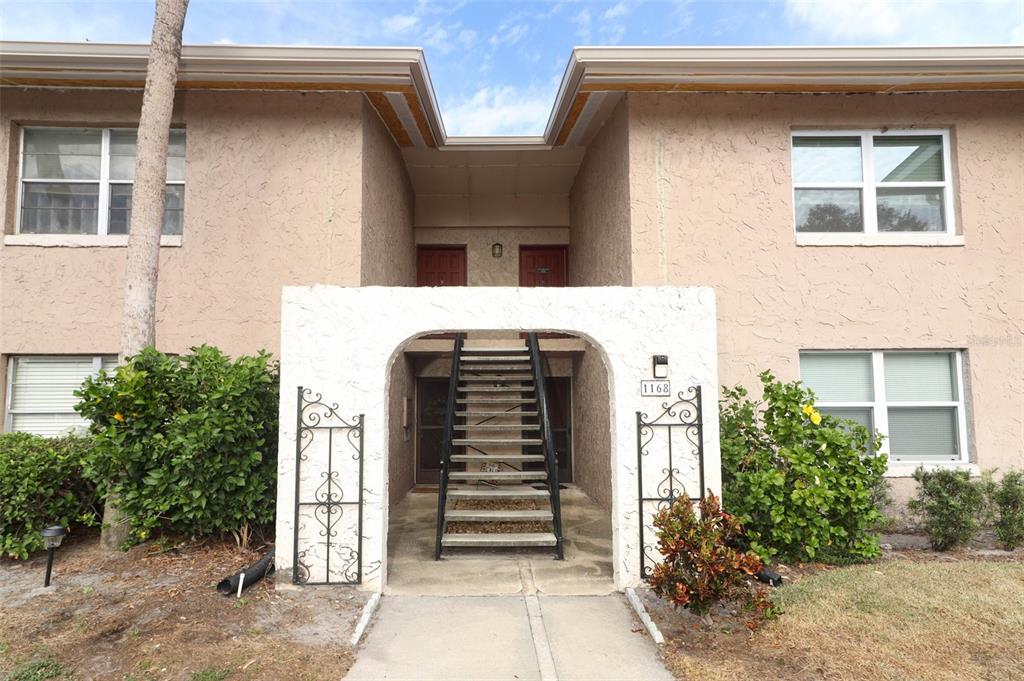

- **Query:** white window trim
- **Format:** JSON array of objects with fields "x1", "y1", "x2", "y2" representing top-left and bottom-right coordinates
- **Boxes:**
[
  {"x1": 3, "y1": 234, "x2": 182, "y2": 247},
  {"x1": 14, "y1": 126, "x2": 185, "y2": 238},
  {"x1": 801, "y1": 349, "x2": 970, "y2": 476},
  {"x1": 791, "y1": 129, "x2": 957, "y2": 245},
  {"x1": 4, "y1": 354, "x2": 115, "y2": 434}
]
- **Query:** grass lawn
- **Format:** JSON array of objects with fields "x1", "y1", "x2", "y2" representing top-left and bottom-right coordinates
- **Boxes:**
[{"x1": 653, "y1": 558, "x2": 1024, "y2": 681}]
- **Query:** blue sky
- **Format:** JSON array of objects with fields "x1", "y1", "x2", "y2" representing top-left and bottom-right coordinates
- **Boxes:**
[{"x1": 2, "y1": 1, "x2": 1022, "y2": 135}]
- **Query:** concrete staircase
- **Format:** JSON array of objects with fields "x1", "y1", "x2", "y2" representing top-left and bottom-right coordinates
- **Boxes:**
[{"x1": 435, "y1": 335, "x2": 564, "y2": 558}]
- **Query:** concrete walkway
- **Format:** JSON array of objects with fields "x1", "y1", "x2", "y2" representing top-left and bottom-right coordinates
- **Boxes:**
[{"x1": 345, "y1": 594, "x2": 673, "y2": 681}]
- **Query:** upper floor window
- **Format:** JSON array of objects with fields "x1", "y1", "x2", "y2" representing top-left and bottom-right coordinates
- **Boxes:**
[
  {"x1": 791, "y1": 130, "x2": 955, "y2": 236},
  {"x1": 17, "y1": 127, "x2": 185, "y2": 236}
]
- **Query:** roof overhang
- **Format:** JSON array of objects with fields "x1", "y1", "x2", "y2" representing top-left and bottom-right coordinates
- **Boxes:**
[{"x1": 2, "y1": 41, "x2": 1022, "y2": 150}]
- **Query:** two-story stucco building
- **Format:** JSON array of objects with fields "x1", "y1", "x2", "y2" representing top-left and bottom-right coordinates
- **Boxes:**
[{"x1": 1, "y1": 42, "x2": 1021, "y2": 591}]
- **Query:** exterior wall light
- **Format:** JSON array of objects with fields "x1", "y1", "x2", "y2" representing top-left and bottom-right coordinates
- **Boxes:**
[
  {"x1": 653, "y1": 355, "x2": 669, "y2": 379},
  {"x1": 491, "y1": 242, "x2": 503, "y2": 258},
  {"x1": 41, "y1": 525, "x2": 66, "y2": 587}
]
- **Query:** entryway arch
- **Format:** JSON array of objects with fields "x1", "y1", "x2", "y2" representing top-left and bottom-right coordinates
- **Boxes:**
[{"x1": 276, "y1": 285, "x2": 720, "y2": 592}]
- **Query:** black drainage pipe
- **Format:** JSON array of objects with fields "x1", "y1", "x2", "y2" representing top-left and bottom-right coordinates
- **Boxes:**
[{"x1": 217, "y1": 552, "x2": 275, "y2": 596}]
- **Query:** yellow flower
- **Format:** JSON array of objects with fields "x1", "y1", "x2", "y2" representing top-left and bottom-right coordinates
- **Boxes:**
[
  {"x1": 810, "y1": 411, "x2": 822, "y2": 426},
  {"x1": 802, "y1": 404, "x2": 815, "y2": 416},
  {"x1": 113, "y1": 412, "x2": 125, "y2": 422}
]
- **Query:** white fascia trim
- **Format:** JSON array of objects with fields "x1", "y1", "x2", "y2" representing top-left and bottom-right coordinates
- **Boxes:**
[
  {"x1": 3, "y1": 42, "x2": 1022, "y2": 149},
  {"x1": 4, "y1": 234, "x2": 183, "y2": 247},
  {"x1": 796, "y1": 233, "x2": 965, "y2": 247},
  {"x1": 886, "y1": 462, "x2": 981, "y2": 478}
]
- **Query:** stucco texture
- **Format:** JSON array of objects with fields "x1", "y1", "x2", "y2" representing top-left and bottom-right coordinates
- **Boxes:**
[
  {"x1": 360, "y1": 100, "x2": 415, "y2": 286},
  {"x1": 276, "y1": 285, "x2": 720, "y2": 591},
  {"x1": 0, "y1": 88, "x2": 395, "y2": 358},
  {"x1": 568, "y1": 97, "x2": 632, "y2": 286},
  {"x1": 625, "y1": 91, "x2": 1024, "y2": 480},
  {"x1": 572, "y1": 343, "x2": 613, "y2": 511}
]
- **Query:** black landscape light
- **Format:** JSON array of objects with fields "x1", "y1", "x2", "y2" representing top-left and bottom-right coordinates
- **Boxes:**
[{"x1": 41, "y1": 525, "x2": 67, "y2": 587}]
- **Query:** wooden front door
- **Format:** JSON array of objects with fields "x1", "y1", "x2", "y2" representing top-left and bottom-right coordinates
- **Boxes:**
[
  {"x1": 519, "y1": 246, "x2": 568, "y2": 287},
  {"x1": 417, "y1": 246, "x2": 467, "y2": 286}
]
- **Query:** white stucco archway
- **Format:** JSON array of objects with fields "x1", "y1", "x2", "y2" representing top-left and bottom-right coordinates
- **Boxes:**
[{"x1": 275, "y1": 286, "x2": 720, "y2": 592}]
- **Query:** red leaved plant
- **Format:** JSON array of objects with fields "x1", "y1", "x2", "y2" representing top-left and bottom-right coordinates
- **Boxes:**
[{"x1": 647, "y1": 491, "x2": 774, "y2": 626}]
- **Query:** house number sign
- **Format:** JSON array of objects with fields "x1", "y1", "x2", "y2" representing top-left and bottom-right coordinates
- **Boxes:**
[{"x1": 640, "y1": 380, "x2": 671, "y2": 397}]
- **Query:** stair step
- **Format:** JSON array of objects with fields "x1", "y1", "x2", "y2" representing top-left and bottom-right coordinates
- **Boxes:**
[
  {"x1": 442, "y1": 533, "x2": 557, "y2": 548},
  {"x1": 448, "y1": 485, "x2": 549, "y2": 500},
  {"x1": 454, "y1": 424, "x2": 540, "y2": 431},
  {"x1": 460, "y1": 358, "x2": 532, "y2": 364},
  {"x1": 457, "y1": 411, "x2": 539, "y2": 417},
  {"x1": 457, "y1": 398, "x2": 536, "y2": 404},
  {"x1": 450, "y1": 454, "x2": 545, "y2": 462},
  {"x1": 460, "y1": 364, "x2": 532, "y2": 371},
  {"x1": 450, "y1": 471, "x2": 548, "y2": 481},
  {"x1": 459, "y1": 386, "x2": 534, "y2": 393},
  {"x1": 461, "y1": 346, "x2": 528, "y2": 353},
  {"x1": 459, "y1": 376, "x2": 534, "y2": 382},
  {"x1": 445, "y1": 509, "x2": 553, "y2": 522},
  {"x1": 453, "y1": 438, "x2": 543, "y2": 446}
]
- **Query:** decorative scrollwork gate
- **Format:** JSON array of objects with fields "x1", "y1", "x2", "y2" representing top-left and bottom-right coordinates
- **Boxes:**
[
  {"x1": 637, "y1": 386, "x2": 705, "y2": 579},
  {"x1": 293, "y1": 387, "x2": 364, "y2": 585}
]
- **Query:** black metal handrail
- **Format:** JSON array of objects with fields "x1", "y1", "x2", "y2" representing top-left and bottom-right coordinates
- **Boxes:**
[
  {"x1": 434, "y1": 332, "x2": 465, "y2": 560},
  {"x1": 527, "y1": 332, "x2": 565, "y2": 559}
]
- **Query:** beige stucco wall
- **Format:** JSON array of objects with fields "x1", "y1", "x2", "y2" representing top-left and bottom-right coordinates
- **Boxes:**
[
  {"x1": 568, "y1": 98, "x2": 632, "y2": 286},
  {"x1": 387, "y1": 354, "x2": 416, "y2": 506},
  {"x1": 360, "y1": 100, "x2": 415, "y2": 286},
  {"x1": 572, "y1": 344, "x2": 613, "y2": 510},
  {"x1": 415, "y1": 226, "x2": 569, "y2": 286},
  {"x1": 625, "y1": 91, "x2": 1024, "y2": 492},
  {"x1": 0, "y1": 88, "x2": 368, "y2": 359}
]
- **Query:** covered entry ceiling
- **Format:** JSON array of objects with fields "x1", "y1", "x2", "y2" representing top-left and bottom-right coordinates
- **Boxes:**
[{"x1": 402, "y1": 146, "x2": 585, "y2": 196}]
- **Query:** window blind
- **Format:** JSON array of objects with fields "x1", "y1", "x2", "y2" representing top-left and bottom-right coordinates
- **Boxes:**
[
  {"x1": 799, "y1": 353, "x2": 873, "y2": 402},
  {"x1": 884, "y1": 352, "x2": 956, "y2": 401},
  {"x1": 888, "y1": 407, "x2": 959, "y2": 461}
]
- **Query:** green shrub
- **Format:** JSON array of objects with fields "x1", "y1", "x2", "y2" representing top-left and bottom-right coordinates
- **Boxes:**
[
  {"x1": 991, "y1": 471, "x2": 1024, "y2": 550},
  {"x1": 647, "y1": 492, "x2": 772, "y2": 625},
  {"x1": 720, "y1": 371, "x2": 888, "y2": 564},
  {"x1": 0, "y1": 433, "x2": 101, "y2": 559},
  {"x1": 75, "y1": 346, "x2": 278, "y2": 546},
  {"x1": 909, "y1": 467, "x2": 985, "y2": 550}
]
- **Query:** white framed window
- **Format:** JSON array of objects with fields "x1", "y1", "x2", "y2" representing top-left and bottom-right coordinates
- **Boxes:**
[
  {"x1": 4, "y1": 355, "x2": 117, "y2": 436},
  {"x1": 799, "y1": 350, "x2": 969, "y2": 467},
  {"x1": 16, "y1": 127, "x2": 185, "y2": 236},
  {"x1": 791, "y1": 130, "x2": 956, "y2": 240}
]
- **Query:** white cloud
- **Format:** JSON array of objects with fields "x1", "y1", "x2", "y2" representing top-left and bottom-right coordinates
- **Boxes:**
[
  {"x1": 443, "y1": 85, "x2": 554, "y2": 136},
  {"x1": 489, "y1": 21, "x2": 529, "y2": 48},
  {"x1": 604, "y1": 2, "x2": 630, "y2": 21},
  {"x1": 784, "y1": 0, "x2": 1024, "y2": 43},
  {"x1": 457, "y1": 28, "x2": 478, "y2": 48},
  {"x1": 381, "y1": 13, "x2": 420, "y2": 35},
  {"x1": 572, "y1": 8, "x2": 592, "y2": 43}
]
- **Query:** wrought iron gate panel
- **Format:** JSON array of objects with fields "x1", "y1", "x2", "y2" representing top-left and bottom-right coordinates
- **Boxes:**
[
  {"x1": 637, "y1": 386, "x2": 705, "y2": 580},
  {"x1": 293, "y1": 386, "x2": 364, "y2": 585}
]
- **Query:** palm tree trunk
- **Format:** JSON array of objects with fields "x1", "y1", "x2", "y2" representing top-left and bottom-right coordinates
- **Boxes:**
[{"x1": 103, "y1": 0, "x2": 189, "y2": 550}]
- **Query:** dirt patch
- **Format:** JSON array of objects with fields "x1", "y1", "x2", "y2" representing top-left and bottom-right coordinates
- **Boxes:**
[
  {"x1": 0, "y1": 529, "x2": 364, "y2": 680},
  {"x1": 647, "y1": 552, "x2": 1024, "y2": 681}
]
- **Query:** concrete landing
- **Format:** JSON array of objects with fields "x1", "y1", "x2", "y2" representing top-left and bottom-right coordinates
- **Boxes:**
[
  {"x1": 386, "y1": 487, "x2": 615, "y2": 596},
  {"x1": 344, "y1": 594, "x2": 673, "y2": 681}
]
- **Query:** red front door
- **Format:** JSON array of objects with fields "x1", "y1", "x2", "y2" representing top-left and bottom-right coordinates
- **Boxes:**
[
  {"x1": 417, "y1": 246, "x2": 467, "y2": 287},
  {"x1": 519, "y1": 246, "x2": 568, "y2": 287}
]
